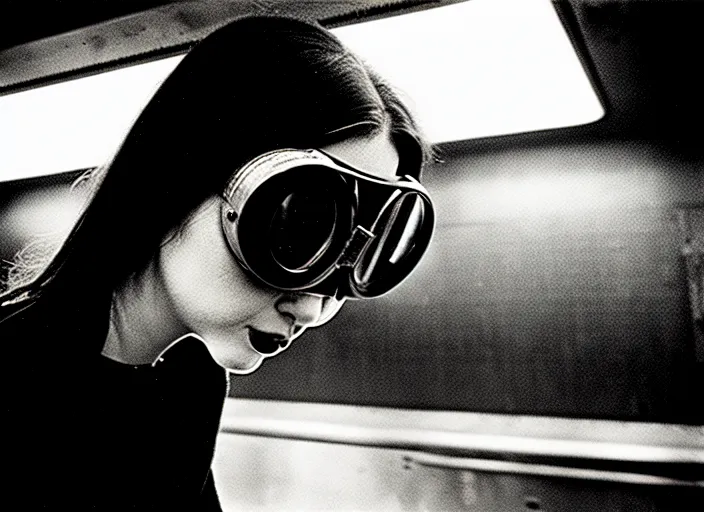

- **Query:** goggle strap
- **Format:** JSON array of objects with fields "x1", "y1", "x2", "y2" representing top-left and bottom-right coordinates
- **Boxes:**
[{"x1": 336, "y1": 226, "x2": 375, "y2": 268}]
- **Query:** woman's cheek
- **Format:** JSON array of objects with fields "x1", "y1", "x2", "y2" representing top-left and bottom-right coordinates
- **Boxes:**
[{"x1": 157, "y1": 196, "x2": 280, "y2": 338}]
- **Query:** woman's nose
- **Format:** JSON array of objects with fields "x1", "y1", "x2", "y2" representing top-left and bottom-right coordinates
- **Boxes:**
[{"x1": 276, "y1": 293, "x2": 326, "y2": 328}]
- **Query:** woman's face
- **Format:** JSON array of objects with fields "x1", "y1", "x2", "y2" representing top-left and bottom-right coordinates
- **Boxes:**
[{"x1": 158, "y1": 128, "x2": 400, "y2": 373}]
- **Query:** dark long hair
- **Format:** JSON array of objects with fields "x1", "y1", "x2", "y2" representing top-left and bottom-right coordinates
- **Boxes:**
[{"x1": 0, "y1": 15, "x2": 431, "y2": 330}]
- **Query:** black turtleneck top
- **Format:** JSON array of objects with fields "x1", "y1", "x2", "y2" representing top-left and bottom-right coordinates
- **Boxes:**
[{"x1": 2, "y1": 297, "x2": 228, "y2": 510}]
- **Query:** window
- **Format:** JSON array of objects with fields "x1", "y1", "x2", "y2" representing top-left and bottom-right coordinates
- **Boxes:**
[{"x1": 0, "y1": 0, "x2": 601, "y2": 182}]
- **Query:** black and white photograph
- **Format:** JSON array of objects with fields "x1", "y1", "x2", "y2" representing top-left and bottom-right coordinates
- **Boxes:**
[{"x1": 0, "y1": 0, "x2": 702, "y2": 510}]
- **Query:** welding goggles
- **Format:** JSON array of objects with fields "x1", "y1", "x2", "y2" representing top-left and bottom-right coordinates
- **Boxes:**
[{"x1": 220, "y1": 148, "x2": 435, "y2": 326}]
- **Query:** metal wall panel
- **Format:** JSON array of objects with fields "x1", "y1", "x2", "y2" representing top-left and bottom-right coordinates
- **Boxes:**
[{"x1": 230, "y1": 139, "x2": 704, "y2": 424}]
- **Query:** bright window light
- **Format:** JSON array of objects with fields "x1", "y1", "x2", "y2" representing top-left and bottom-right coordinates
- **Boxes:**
[
  {"x1": 0, "y1": 57, "x2": 182, "y2": 181},
  {"x1": 335, "y1": 0, "x2": 604, "y2": 142},
  {"x1": 0, "y1": 0, "x2": 602, "y2": 182}
]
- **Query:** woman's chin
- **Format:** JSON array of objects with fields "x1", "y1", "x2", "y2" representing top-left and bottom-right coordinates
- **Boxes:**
[
  {"x1": 199, "y1": 335, "x2": 264, "y2": 373},
  {"x1": 216, "y1": 347, "x2": 264, "y2": 374},
  {"x1": 225, "y1": 355, "x2": 264, "y2": 374}
]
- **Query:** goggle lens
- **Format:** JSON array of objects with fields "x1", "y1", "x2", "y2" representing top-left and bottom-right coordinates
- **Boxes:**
[
  {"x1": 270, "y1": 190, "x2": 338, "y2": 271},
  {"x1": 354, "y1": 192, "x2": 429, "y2": 294}
]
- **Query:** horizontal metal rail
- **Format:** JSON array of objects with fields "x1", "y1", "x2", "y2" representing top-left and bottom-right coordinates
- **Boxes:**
[
  {"x1": 219, "y1": 399, "x2": 704, "y2": 487},
  {"x1": 406, "y1": 452, "x2": 703, "y2": 487}
]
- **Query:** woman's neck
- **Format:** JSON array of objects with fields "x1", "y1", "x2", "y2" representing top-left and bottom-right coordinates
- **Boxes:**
[{"x1": 102, "y1": 259, "x2": 188, "y2": 365}]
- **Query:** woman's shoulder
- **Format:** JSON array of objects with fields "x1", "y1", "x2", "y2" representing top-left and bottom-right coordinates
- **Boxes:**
[{"x1": 0, "y1": 290, "x2": 111, "y2": 360}]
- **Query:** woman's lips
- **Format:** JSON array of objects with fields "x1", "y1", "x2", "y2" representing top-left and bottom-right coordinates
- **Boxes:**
[{"x1": 248, "y1": 328, "x2": 290, "y2": 355}]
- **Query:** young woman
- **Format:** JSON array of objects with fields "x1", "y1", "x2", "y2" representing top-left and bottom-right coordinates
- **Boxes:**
[{"x1": 0, "y1": 15, "x2": 434, "y2": 509}]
